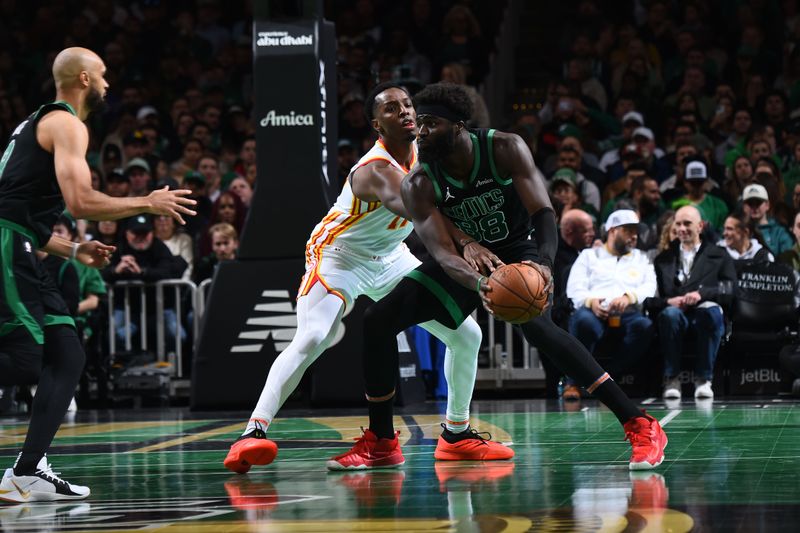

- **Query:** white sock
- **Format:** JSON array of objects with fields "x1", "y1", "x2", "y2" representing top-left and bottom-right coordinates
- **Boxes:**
[
  {"x1": 419, "y1": 317, "x2": 481, "y2": 436},
  {"x1": 243, "y1": 418, "x2": 269, "y2": 436},
  {"x1": 246, "y1": 287, "x2": 344, "y2": 434}
]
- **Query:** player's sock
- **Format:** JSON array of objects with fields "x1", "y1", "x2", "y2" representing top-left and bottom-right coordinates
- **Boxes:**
[
  {"x1": 419, "y1": 318, "x2": 482, "y2": 439},
  {"x1": 444, "y1": 418, "x2": 470, "y2": 434},
  {"x1": 16, "y1": 325, "x2": 84, "y2": 476},
  {"x1": 243, "y1": 418, "x2": 269, "y2": 436},
  {"x1": 590, "y1": 374, "x2": 642, "y2": 423},
  {"x1": 368, "y1": 397, "x2": 395, "y2": 440},
  {"x1": 520, "y1": 315, "x2": 640, "y2": 425}
]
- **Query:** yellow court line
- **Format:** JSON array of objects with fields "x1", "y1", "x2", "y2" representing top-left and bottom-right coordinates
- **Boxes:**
[
  {"x1": 0, "y1": 421, "x2": 190, "y2": 447},
  {"x1": 130, "y1": 422, "x2": 245, "y2": 453}
]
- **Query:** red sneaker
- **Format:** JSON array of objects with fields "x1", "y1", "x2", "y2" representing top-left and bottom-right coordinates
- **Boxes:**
[
  {"x1": 223, "y1": 427, "x2": 278, "y2": 474},
  {"x1": 224, "y1": 478, "x2": 279, "y2": 512},
  {"x1": 434, "y1": 425, "x2": 514, "y2": 461},
  {"x1": 330, "y1": 471, "x2": 405, "y2": 508},
  {"x1": 326, "y1": 429, "x2": 404, "y2": 471},
  {"x1": 624, "y1": 412, "x2": 668, "y2": 470},
  {"x1": 628, "y1": 472, "x2": 668, "y2": 510},
  {"x1": 434, "y1": 461, "x2": 515, "y2": 492}
]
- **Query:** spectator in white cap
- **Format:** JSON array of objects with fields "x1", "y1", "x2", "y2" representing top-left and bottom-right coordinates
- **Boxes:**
[
  {"x1": 742, "y1": 183, "x2": 794, "y2": 256},
  {"x1": 670, "y1": 160, "x2": 729, "y2": 232},
  {"x1": 647, "y1": 205, "x2": 736, "y2": 400},
  {"x1": 607, "y1": 125, "x2": 672, "y2": 182},
  {"x1": 599, "y1": 109, "x2": 656, "y2": 172},
  {"x1": 566, "y1": 209, "x2": 656, "y2": 381}
]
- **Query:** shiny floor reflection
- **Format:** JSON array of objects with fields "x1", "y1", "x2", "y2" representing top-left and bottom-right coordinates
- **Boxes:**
[{"x1": 0, "y1": 398, "x2": 798, "y2": 531}]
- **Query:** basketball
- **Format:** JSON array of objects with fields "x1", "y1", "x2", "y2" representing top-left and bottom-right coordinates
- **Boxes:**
[{"x1": 486, "y1": 263, "x2": 548, "y2": 324}]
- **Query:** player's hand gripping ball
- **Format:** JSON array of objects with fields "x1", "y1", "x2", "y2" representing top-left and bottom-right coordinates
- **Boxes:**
[{"x1": 485, "y1": 263, "x2": 549, "y2": 324}]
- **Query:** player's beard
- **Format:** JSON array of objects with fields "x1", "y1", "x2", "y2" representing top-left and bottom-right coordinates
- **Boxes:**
[
  {"x1": 85, "y1": 85, "x2": 107, "y2": 115},
  {"x1": 418, "y1": 128, "x2": 456, "y2": 163}
]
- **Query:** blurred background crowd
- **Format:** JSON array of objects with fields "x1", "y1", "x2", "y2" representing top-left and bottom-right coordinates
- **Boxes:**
[{"x1": 3, "y1": 0, "x2": 800, "y2": 403}]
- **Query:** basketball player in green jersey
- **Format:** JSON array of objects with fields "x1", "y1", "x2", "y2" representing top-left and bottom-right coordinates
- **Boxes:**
[
  {"x1": 0, "y1": 47, "x2": 195, "y2": 503},
  {"x1": 330, "y1": 83, "x2": 668, "y2": 471}
]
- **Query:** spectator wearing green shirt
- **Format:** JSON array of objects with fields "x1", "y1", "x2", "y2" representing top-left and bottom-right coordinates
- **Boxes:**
[
  {"x1": 671, "y1": 160, "x2": 728, "y2": 232},
  {"x1": 51, "y1": 215, "x2": 107, "y2": 337},
  {"x1": 743, "y1": 184, "x2": 794, "y2": 256}
]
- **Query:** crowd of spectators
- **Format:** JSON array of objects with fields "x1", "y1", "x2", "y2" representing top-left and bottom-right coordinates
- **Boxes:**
[{"x1": 522, "y1": 0, "x2": 800, "y2": 399}]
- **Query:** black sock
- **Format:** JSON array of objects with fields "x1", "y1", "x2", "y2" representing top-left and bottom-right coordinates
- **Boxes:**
[
  {"x1": 13, "y1": 452, "x2": 43, "y2": 476},
  {"x1": 441, "y1": 425, "x2": 479, "y2": 443},
  {"x1": 368, "y1": 399, "x2": 395, "y2": 440},
  {"x1": 15, "y1": 326, "x2": 85, "y2": 476},
  {"x1": 520, "y1": 315, "x2": 641, "y2": 425},
  {"x1": 591, "y1": 380, "x2": 642, "y2": 424}
]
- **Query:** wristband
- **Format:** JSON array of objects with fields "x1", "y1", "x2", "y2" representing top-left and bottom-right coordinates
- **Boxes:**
[
  {"x1": 69, "y1": 242, "x2": 79, "y2": 260},
  {"x1": 476, "y1": 275, "x2": 486, "y2": 293}
]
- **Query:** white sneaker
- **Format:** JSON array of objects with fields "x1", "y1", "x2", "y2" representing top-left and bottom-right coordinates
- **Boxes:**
[
  {"x1": 694, "y1": 380, "x2": 714, "y2": 399},
  {"x1": 0, "y1": 456, "x2": 90, "y2": 503},
  {"x1": 662, "y1": 377, "x2": 681, "y2": 399}
]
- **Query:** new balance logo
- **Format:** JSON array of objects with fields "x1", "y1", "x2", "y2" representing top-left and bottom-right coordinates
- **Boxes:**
[{"x1": 230, "y1": 290, "x2": 346, "y2": 354}]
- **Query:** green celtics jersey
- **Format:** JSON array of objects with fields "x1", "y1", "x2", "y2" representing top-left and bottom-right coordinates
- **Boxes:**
[{"x1": 420, "y1": 129, "x2": 532, "y2": 251}]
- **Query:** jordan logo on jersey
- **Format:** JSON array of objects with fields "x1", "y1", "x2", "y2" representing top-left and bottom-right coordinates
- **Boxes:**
[
  {"x1": 445, "y1": 187, "x2": 455, "y2": 202},
  {"x1": 23, "y1": 241, "x2": 31, "y2": 254}
]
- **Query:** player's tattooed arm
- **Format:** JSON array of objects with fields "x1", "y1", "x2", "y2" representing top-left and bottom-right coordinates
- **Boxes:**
[{"x1": 401, "y1": 170, "x2": 485, "y2": 291}]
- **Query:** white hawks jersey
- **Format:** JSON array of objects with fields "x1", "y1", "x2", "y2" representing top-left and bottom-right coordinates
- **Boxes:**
[{"x1": 303, "y1": 139, "x2": 416, "y2": 265}]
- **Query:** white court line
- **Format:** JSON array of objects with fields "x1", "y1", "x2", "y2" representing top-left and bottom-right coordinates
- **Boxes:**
[
  {"x1": 659, "y1": 409, "x2": 682, "y2": 426},
  {"x1": 641, "y1": 397, "x2": 656, "y2": 404}
]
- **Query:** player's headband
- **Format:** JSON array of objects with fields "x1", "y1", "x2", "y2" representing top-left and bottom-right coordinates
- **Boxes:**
[{"x1": 416, "y1": 104, "x2": 466, "y2": 123}]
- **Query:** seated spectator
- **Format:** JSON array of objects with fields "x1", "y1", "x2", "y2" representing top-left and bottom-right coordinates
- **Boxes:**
[
  {"x1": 646, "y1": 206, "x2": 736, "y2": 400},
  {"x1": 778, "y1": 211, "x2": 800, "y2": 270},
  {"x1": 601, "y1": 163, "x2": 647, "y2": 220},
  {"x1": 607, "y1": 127, "x2": 672, "y2": 183},
  {"x1": 440, "y1": 62, "x2": 489, "y2": 128},
  {"x1": 104, "y1": 215, "x2": 187, "y2": 352},
  {"x1": 51, "y1": 214, "x2": 107, "y2": 337},
  {"x1": 552, "y1": 208, "x2": 596, "y2": 328},
  {"x1": 549, "y1": 168, "x2": 598, "y2": 221},
  {"x1": 722, "y1": 154, "x2": 754, "y2": 210},
  {"x1": 96, "y1": 219, "x2": 122, "y2": 248},
  {"x1": 125, "y1": 158, "x2": 153, "y2": 197},
  {"x1": 670, "y1": 160, "x2": 728, "y2": 233},
  {"x1": 741, "y1": 184, "x2": 794, "y2": 256},
  {"x1": 198, "y1": 191, "x2": 246, "y2": 258},
  {"x1": 566, "y1": 210, "x2": 656, "y2": 379},
  {"x1": 104, "y1": 168, "x2": 129, "y2": 198},
  {"x1": 631, "y1": 173, "x2": 666, "y2": 252},
  {"x1": 154, "y1": 215, "x2": 194, "y2": 280},
  {"x1": 193, "y1": 223, "x2": 239, "y2": 284},
  {"x1": 778, "y1": 343, "x2": 800, "y2": 396},
  {"x1": 719, "y1": 212, "x2": 774, "y2": 266},
  {"x1": 552, "y1": 145, "x2": 600, "y2": 212},
  {"x1": 228, "y1": 176, "x2": 253, "y2": 208}
]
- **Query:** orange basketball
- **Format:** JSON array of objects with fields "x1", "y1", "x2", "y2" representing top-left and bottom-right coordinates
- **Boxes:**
[{"x1": 486, "y1": 263, "x2": 548, "y2": 324}]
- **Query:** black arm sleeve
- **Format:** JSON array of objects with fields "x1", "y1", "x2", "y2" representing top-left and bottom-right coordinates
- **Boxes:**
[{"x1": 532, "y1": 207, "x2": 558, "y2": 269}]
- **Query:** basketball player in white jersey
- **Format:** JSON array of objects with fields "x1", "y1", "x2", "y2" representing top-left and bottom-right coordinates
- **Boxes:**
[{"x1": 224, "y1": 82, "x2": 512, "y2": 473}]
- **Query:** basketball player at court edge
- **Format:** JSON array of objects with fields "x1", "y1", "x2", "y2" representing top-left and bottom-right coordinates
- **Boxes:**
[
  {"x1": 328, "y1": 83, "x2": 667, "y2": 471},
  {"x1": 0, "y1": 47, "x2": 196, "y2": 503},
  {"x1": 224, "y1": 82, "x2": 513, "y2": 474}
]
